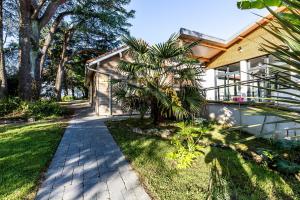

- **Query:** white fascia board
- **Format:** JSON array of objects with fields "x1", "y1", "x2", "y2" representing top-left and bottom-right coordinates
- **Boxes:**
[{"x1": 88, "y1": 46, "x2": 130, "y2": 66}]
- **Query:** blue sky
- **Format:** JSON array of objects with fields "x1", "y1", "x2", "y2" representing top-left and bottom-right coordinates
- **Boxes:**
[{"x1": 127, "y1": 0, "x2": 269, "y2": 44}]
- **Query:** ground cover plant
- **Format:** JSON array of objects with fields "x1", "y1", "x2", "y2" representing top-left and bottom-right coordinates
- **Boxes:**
[
  {"x1": 106, "y1": 119, "x2": 300, "y2": 200},
  {"x1": 0, "y1": 121, "x2": 66, "y2": 200}
]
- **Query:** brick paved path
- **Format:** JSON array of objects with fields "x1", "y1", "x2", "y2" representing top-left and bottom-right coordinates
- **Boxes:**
[{"x1": 36, "y1": 109, "x2": 151, "y2": 200}]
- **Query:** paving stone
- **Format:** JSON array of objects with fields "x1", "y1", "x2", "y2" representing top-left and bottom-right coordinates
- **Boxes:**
[
  {"x1": 36, "y1": 108, "x2": 150, "y2": 200},
  {"x1": 49, "y1": 186, "x2": 64, "y2": 200}
]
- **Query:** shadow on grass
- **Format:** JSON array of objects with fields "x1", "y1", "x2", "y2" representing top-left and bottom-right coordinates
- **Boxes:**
[
  {"x1": 106, "y1": 117, "x2": 300, "y2": 200},
  {"x1": 204, "y1": 125, "x2": 300, "y2": 200},
  {"x1": 0, "y1": 122, "x2": 64, "y2": 200}
]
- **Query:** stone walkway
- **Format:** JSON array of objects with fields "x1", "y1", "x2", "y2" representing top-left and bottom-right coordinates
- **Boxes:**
[{"x1": 36, "y1": 109, "x2": 151, "y2": 200}]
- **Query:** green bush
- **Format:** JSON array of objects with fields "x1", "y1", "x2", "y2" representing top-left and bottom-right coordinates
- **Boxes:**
[
  {"x1": 166, "y1": 122, "x2": 207, "y2": 169},
  {"x1": 0, "y1": 97, "x2": 22, "y2": 116},
  {"x1": 275, "y1": 139, "x2": 300, "y2": 151},
  {"x1": 62, "y1": 95, "x2": 74, "y2": 102},
  {"x1": 275, "y1": 159, "x2": 300, "y2": 175},
  {"x1": 0, "y1": 98, "x2": 67, "y2": 119},
  {"x1": 27, "y1": 100, "x2": 67, "y2": 119}
]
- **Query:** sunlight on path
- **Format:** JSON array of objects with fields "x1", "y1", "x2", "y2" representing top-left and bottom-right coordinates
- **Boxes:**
[{"x1": 36, "y1": 108, "x2": 151, "y2": 200}]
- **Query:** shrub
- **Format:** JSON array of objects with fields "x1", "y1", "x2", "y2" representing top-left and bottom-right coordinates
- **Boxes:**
[
  {"x1": 0, "y1": 97, "x2": 22, "y2": 116},
  {"x1": 0, "y1": 98, "x2": 67, "y2": 120},
  {"x1": 166, "y1": 122, "x2": 207, "y2": 169},
  {"x1": 27, "y1": 100, "x2": 67, "y2": 119},
  {"x1": 62, "y1": 95, "x2": 74, "y2": 102},
  {"x1": 275, "y1": 139, "x2": 300, "y2": 151},
  {"x1": 114, "y1": 35, "x2": 205, "y2": 124},
  {"x1": 275, "y1": 159, "x2": 300, "y2": 175}
]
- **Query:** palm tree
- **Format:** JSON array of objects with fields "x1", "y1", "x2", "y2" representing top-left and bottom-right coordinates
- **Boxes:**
[{"x1": 113, "y1": 34, "x2": 205, "y2": 124}]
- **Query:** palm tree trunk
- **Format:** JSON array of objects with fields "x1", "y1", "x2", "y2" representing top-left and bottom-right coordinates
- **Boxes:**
[
  {"x1": 0, "y1": 0, "x2": 7, "y2": 98},
  {"x1": 151, "y1": 98, "x2": 161, "y2": 125}
]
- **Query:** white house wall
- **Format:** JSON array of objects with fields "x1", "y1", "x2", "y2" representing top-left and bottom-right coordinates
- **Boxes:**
[
  {"x1": 202, "y1": 68, "x2": 216, "y2": 100},
  {"x1": 206, "y1": 103, "x2": 300, "y2": 139}
]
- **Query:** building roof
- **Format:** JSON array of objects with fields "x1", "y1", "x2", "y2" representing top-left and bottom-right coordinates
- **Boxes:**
[
  {"x1": 85, "y1": 7, "x2": 285, "y2": 69},
  {"x1": 179, "y1": 7, "x2": 286, "y2": 64},
  {"x1": 86, "y1": 46, "x2": 129, "y2": 66}
]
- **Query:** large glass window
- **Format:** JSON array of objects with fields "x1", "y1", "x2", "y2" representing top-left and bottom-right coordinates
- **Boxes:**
[
  {"x1": 215, "y1": 63, "x2": 240, "y2": 101},
  {"x1": 212, "y1": 55, "x2": 297, "y2": 103},
  {"x1": 268, "y1": 55, "x2": 299, "y2": 88},
  {"x1": 248, "y1": 56, "x2": 269, "y2": 102}
]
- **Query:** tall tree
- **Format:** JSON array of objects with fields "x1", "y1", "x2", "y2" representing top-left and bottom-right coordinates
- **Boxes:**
[
  {"x1": 17, "y1": 0, "x2": 134, "y2": 100},
  {"x1": 52, "y1": 1, "x2": 134, "y2": 100},
  {"x1": 18, "y1": 0, "x2": 68, "y2": 100},
  {"x1": 55, "y1": 27, "x2": 73, "y2": 101},
  {"x1": 0, "y1": 0, "x2": 7, "y2": 98}
]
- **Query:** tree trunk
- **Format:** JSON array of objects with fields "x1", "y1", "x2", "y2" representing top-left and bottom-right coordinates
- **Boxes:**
[
  {"x1": 18, "y1": 0, "x2": 67, "y2": 101},
  {"x1": 83, "y1": 87, "x2": 88, "y2": 99},
  {"x1": 151, "y1": 99, "x2": 161, "y2": 125},
  {"x1": 31, "y1": 20, "x2": 42, "y2": 100},
  {"x1": 64, "y1": 71, "x2": 69, "y2": 96},
  {"x1": 0, "y1": 0, "x2": 7, "y2": 98},
  {"x1": 18, "y1": 0, "x2": 33, "y2": 100},
  {"x1": 39, "y1": 12, "x2": 70, "y2": 86},
  {"x1": 55, "y1": 30, "x2": 73, "y2": 101},
  {"x1": 55, "y1": 54, "x2": 67, "y2": 102},
  {"x1": 71, "y1": 87, "x2": 75, "y2": 99}
]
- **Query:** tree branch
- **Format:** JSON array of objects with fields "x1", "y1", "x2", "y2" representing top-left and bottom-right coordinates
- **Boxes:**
[
  {"x1": 39, "y1": 11, "x2": 72, "y2": 75},
  {"x1": 31, "y1": 0, "x2": 47, "y2": 19},
  {"x1": 38, "y1": 0, "x2": 66, "y2": 28}
]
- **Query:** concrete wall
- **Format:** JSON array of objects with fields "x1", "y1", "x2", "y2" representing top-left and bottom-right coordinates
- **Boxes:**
[{"x1": 206, "y1": 103, "x2": 300, "y2": 139}]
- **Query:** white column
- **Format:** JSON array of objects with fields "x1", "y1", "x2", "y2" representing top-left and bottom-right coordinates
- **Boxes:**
[
  {"x1": 203, "y1": 68, "x2": 216, "y2": 100},
  {"x1": 240, "y1": 60, "x2": 249, "y2": 100}
]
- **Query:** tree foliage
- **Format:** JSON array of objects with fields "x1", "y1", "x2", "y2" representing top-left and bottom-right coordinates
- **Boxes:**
[{"x1": 0, "y1": 0, "x2": 134, "y2": 101}]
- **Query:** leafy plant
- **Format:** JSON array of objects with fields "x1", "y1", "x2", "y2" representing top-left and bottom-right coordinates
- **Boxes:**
[
  {"x1": 0, "y1": 97, "x2": 21, "y2": 116},
  {"x1": 62, "y1": 95, "x2": 74, "y2": 102},
  {"x1": 0, "y1": 97, "x2": 67, "y2": 119},
  {"x1": 114, "y1": 34, "x2": 205, "y2": 124},
  {"x1": 166, "y1": 122, "x2": 206, "y2": 169},
  {"x1": 27, "y1": 100, "x2": 67, "y2": 119},
  {"x1": 275, "y1": 159, "x2": 300, "y2": 174},
  {"x1": 274, "y1": 139, "x2": 300, "y2": 151},
  {"x1": 237, "y1": 0, "x2": 283, "y2": 9}
]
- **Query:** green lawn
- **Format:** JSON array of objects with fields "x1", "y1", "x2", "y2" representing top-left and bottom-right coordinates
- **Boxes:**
[
  {"x1": 0, "y1": 122, "x2": 66, "y2": 200},
  {"x1": 106, "y1": 119, "x2": 300, "y2": 200}
]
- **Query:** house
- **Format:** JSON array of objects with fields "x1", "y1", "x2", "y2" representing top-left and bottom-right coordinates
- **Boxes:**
[{"x1": 86, "y1": 7, "x2": 298, "y2": 138}]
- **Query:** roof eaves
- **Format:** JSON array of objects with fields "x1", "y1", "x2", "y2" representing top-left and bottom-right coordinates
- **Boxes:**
[
  {"x1": 180, "y1": 7, "x2": 286, "y2": 49},
  {"x1": 180, "y1": 28, "x2": 227, "y2": 45},
  {"x1": 86, "y1": 46, "x2": 129, "y2": 66}
]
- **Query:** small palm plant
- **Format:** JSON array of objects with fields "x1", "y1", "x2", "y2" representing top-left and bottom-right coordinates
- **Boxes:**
[{"x1": 113, "y1": 34, "x2": 205, "y2": 124}]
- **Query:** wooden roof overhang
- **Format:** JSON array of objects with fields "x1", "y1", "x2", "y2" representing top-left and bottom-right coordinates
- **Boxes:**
[{"x1": 179, "y1": 7, "x2": 286, "y2": 68}]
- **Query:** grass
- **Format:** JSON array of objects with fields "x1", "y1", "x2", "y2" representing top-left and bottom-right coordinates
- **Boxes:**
[
  {"x1": 0, "y1": 121, "x2": 66, "y2": 200},
  {"x1": 106, "y1": 118, "x2": 300, "y2": 200}
]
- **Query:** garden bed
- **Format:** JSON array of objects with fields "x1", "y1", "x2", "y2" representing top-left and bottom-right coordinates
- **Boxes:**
[{"x1": 106, "y1": 119, "x2": 300, "y2": 200}]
